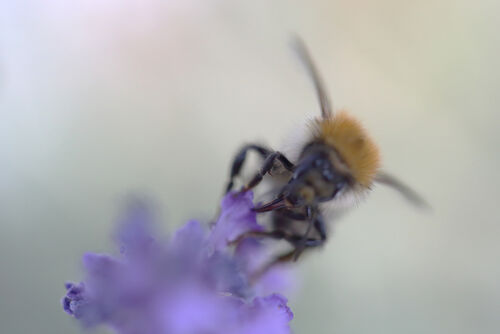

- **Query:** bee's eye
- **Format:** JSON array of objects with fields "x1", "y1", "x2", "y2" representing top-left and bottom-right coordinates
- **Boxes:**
[{"x1": 322, "y1": 169, "x2": 334, "y2": 181}]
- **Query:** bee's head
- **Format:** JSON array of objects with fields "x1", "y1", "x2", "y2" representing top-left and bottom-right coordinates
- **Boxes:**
[
  {"x1": 252, "y1": 156, "x2": 350, "y2": 213},
  {"x1": 281, "y1": 153, "x2": 349, "y2": 207}
]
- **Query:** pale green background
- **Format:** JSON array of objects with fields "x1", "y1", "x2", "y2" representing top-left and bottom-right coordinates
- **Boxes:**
[{"x1": 1, "y1": 1, "x2": 499, "y2": 333}]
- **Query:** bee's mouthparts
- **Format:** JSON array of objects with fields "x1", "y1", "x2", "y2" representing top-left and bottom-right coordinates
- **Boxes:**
[{"x1": 252, "y1": 197, "x2": 290, "y2": 212}]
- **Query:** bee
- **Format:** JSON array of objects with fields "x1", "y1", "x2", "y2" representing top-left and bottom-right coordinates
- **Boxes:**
[{"x1": 226, "y1": 38, "x2": 427, "y2": 268}]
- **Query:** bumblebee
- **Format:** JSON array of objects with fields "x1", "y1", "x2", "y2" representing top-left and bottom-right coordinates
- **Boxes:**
[{"x1": 226, "y1": 38, "x2": 426, "y2": 267}]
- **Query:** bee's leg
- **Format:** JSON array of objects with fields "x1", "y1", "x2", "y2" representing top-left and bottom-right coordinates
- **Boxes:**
[
  {"x1": 230, "y1": 229, "x2": 288, "y2": 246},
  {"x1": 241, "y1": 151, "x2": 294, "y2": 192},
  {"x1": 314, "y1": 214, "x2": 327, "y2": 242},
  {"x1": 276, "y1": 208, "x2": 308, "y2": 221},
  {"x1": 226, "y1": 144, "x2": 271, "y2": 193},
  {"x1": 240, "y1": 229, "x2": 323, "y2": 283},
  {"x1": 272, "y1": 207, "x2": 326, "y2": 244},
  {"x1": 250, "y1": 242, "x2": 319, "y2": 283},
  {"x1": 251, "y1": 230, "x2": 323, "y2": 282},
  {"x1": 285, "y1": 235, "x2": 323, "y2": 248},
  {"x1": 250, "y1": 248, "x2": 297, "y2": 283},
  {"x1": 290, "y1": 206, "x2": 315, "y2": 260},
  {"x1": 232, "y1": 229, "x2": 321, "y2": 247},
  {"x1": 293, "y1": 209, "x2": 327, "y2": 260}
]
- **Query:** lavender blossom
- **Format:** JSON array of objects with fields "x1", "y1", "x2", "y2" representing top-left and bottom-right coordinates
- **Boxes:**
[{"x1": 62, "y1": 192, "x2": 294, "y2": 334}]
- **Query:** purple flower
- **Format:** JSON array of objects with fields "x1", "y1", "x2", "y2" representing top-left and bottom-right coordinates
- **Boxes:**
[
  {"x1": 208, "y1": 191, "x2": 262, "y2": 252},
  {"x1": 62, "y1": 192, "x2": 294, "y2": 334}
]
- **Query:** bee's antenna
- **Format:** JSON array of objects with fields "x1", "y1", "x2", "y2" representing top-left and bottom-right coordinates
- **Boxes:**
[
  {"x1": 374, "y1": 171, "x2": 431, "y2": 210},
  {"x1": 291, "y1": 36, "x2": 333, "y2": 119}
]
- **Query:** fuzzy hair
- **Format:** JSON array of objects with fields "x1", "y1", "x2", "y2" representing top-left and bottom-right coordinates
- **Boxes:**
[{"x1": 311, "y1": 110, "x2": 380, "y2": 187}]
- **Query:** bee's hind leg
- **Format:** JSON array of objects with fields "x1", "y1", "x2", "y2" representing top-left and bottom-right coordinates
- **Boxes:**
[
  {"x1": 249, "y1": 237, "x2": 323, "y2": 283},
  {"x1": 231, "y1": 229, "x2": 322, "y2": 248},
  {"x1": 226, "y1": 144, "x2": 271, "y2": 193}
]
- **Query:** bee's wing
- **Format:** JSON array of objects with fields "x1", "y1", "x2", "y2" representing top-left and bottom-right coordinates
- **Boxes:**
[
  {"x1": 291, "y1": 36, "x2": 333, "y2": 119},
  {"x1": 374, "y1": 171, "x2": 430, "y2": 209}
]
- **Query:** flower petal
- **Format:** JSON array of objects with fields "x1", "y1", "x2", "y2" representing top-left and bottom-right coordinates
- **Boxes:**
[{"x1": 208, "y1": 192, "x2": 262, "y2": 252}]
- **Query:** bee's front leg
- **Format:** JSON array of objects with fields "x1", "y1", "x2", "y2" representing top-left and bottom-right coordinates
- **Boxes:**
[
  {"x1": 226, "y1": 144, "x2": 271, "y2": 193},
  {"x1": 241, "y1": 151, "x2": 294, "y2": 192}
]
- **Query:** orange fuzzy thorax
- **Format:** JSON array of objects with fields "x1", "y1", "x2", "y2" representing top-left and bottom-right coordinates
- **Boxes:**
[{"x1": 312, "y1": 111, "x2": 380, "y2": 187}]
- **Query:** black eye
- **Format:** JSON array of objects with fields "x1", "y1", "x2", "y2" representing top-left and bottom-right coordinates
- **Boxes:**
[{"x1": 322, "y1": 169, "x2": 333, "y2": 181}]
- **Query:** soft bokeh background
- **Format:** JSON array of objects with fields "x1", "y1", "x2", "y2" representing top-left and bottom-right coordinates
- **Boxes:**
[{"x1": 1, "y1": 1, "x2": 499, "y2": 333}]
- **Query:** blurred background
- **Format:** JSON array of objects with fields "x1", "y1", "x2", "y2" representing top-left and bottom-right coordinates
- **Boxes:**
[{"x1": 1, "y1": 0, "x2": 499, "y2": 333}]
